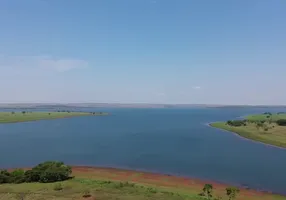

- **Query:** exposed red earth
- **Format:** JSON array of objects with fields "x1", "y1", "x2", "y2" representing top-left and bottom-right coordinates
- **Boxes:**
[{"x1": 72, "y1": 166, "x2": 280, "y2": 200}]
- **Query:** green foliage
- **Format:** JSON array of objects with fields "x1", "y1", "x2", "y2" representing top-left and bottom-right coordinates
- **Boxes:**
[
  {"x1": 0, "y1": 170, "x2": 10, "y2": 183},
  {"x1": 226, "y1": 187, "x2": 240, "y2": 200},
  {"x1": 10, "y1": 169, "x2": 25, "y2": 183},
  {"x1": 276, "y1": 119, "x2": 286, "y2": 126},
  {"x1": 202, "y1": 184, "x2": 213, "y2": 199},
  {"x1": 53, "y1": 183, "x2": 63, "y2": 191},
  {"x1": 226, "y1": 120, "x2": 246, "y2": 127},
  {"x1": 263, "y1": 112, "x2": 272, "y2": 115},
  {"x1": 0, "y1": 161, "x2": 72, "y2": 184},
  {"x1": 33, "y1": 161, "x2": 72, "y2": 183}
]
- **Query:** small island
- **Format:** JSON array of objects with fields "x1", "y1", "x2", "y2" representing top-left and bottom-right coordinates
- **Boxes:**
[
  {"x1": 0, "y1": 111, "x2": 108, "y2": 124},
  {"x1": 210, "y1": 112, "x2": 286, "y2": 148}
]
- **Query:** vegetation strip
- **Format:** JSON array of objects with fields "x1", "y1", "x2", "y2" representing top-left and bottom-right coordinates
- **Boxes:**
[
  {"x1": 1, "y1": 162, "x2": 285, "y2": 200},
  {"x1": 210, "y1": 112, "x2": 286, "y2": 148},
  {"x1": 0, "y1": 111, "x2": 108, "y2": 123}
]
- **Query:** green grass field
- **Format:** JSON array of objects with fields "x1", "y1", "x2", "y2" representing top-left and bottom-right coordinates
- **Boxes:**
[
  {"x1": 0, "y1": 179, "x2": 199, "y2": 200},
  {"x1": 246, "y1": 113, "x2": 286, "y2": 122},
  {"x1": 0, "y1": 177, "x2": 285, "y2": 200},
  {"x1": 1, "y1": 166, "x2": 285, "y2": 200},
  {"x1": 210, "y1": 113, "x2": 286, "y2": 148},
  {"x1": 0, "y1": 111, "x2": 107, "y2": 124}
]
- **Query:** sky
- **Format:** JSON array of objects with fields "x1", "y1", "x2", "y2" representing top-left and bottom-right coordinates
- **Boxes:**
[{"x1": 0, "y1": 0, "x2": 285, "y2": 105}]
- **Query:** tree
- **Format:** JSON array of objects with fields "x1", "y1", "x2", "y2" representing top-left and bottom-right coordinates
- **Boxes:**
[
  {"x1": 226, "y1": 187, "x2": 240, "y2": 200},
  {"x1": 276, "y1": 119, "x2": 286, "y2": 126},
  {"x1": 32, "y1": 161, "x2": 72, "y2": 183},
  {"x1": 0, "y1": 161, "x2": 72, "y2": 184},
  {"x1": 10, "y1": 169, "x2": 25, "y2": 183},
  {"x1": 226, "y1": 120, "x2": 246, "y2": 127},
  {"x1": 263, "y1": 112, "x2": 272, "y2": 115},
  {"x1": 203, "y1": 184, "x2": 213, "y2": 200},
  {"x1": 24, "y1": 169, "x2": 41, "y2": 183},
  {"x1": 22, "y1": 111, "x2": 26, "y2": 114},
  {"x1": 0, "y1": 170, "x2": 10, "y2": 184},
  {"x1": 255, "y1": 121, "x2": 264, "y2": 130}
]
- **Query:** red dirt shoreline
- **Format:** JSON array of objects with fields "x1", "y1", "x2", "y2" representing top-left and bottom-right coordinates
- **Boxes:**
[
  {"x1": 8, "y1": 165, "x2": 283, "y2": 199},
  {"x1": 71, "y1": 166, "x2": 279, "y2": 199}
]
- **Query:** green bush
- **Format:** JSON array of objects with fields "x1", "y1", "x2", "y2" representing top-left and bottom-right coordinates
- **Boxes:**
[
  {"x1": 24, "y1": 169, "x2": 41, "y2": 182},
  {"x1": 53, "y1": 183, "x2": 63, "y2": 191},
  {"x1": 33, "y1": 161, "x2": 72, "y2": 183},
  {"x1": 0, "y1": 161, "x2": 72, "y2": 184},
  {"x1": 276, "y1": 119, "x2": 286, "y2": 126},
  {"x1": 226, "y1": 120, "x2": 246, "y2": 127},
  {"x1": 0, "y1": 170, "x2": 10, "y2": 183},
  {"x1": 10, "y1": 169, "x2": 25, "y2": 183}
]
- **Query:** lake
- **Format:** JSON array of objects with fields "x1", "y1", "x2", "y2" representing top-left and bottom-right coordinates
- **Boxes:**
[{"x1": 0, "y1": 107, "x2": 286, "y2": 194}]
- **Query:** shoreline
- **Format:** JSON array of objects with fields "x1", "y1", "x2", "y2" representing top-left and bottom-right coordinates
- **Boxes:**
[
  {"x1": 73, "y1": 166, "x2": 285, "y2": 197},
  {"x1": 0, "y1": 112, "x2": 109, "y2": 124},
  {"x1": 207, "y1": 122, "x2": 286, "y2": 150},
  {"x1": 10, "y1": 165, "x2": 284, "y2": 197}
]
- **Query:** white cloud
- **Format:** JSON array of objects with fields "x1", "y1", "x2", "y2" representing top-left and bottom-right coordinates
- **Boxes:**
[
  {"x1": 0, "y1": 55, "x2": 88, "y2": 72},
  {"x1": 192, "y1": 86, "x2": 201, "y2": 90}
]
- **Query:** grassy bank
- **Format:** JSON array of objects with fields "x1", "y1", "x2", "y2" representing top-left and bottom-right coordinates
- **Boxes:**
[
  {"x1": 0, "y1": 111, "x2": 108, "y2": 124},
  {"x1": 246, "y1": 113, "x2": 286, "y2": 122},
  {"x1": 210, "y1": 113, "x2": 286, "y2": 148},
  {"x1": 0, "y1": 166, "x2": 285, "y2": 200}
]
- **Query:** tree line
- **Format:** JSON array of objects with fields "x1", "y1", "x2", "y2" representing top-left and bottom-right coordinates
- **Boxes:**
[
  {"x1": 200, "y1": 183, "x2": 240, "y2": 200},
  {"x1": 0, "y1": 161, "x2": 71, "y2": 184},
  {"x1": 226, "y1": 116, "x2": 286, "y2": 130}
]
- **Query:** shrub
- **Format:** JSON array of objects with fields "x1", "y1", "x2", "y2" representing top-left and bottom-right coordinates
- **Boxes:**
[
  {"x1": 276, "y1": 119, "x2": 286, "y2": 126},
  {"x1": 53, "y1": 183, "x2": 63, "y2": 191},
  {"x1": 0, "y1": 161, "x2": 72, "y2": 184},
  {"x1": 227, "y1": 120, "x2": 246, "y2": 127},
  {"x1": 226, "y1": 187, "x2": 240, "y2": 200},
  {"x1": 0, "y1": 170, "x2": 10, "y2": 184},
  {"x1": 202, "y1": 184, "x2": 213, "y2": 200},
  {"x1": 24, "y1": 169, "x2": 41, "y2": 182},
  {"x1": 10, "y1": 169, "x2": 25, "y2": 183},
  {"x1": 82, "y1": 189, "x2": 91, "y2": 198},
  {"x1": 263, "y1": 112, "x2": 272, "y2": 115},
  {"x1": 33, "y1": 161, "x2": 72, "y2": 183},
  {"x1": 146, "y1": 187, "x2": 157, "y2": 194}
]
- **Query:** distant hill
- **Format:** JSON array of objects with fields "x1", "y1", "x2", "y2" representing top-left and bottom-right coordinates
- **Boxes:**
[{"x1": 0, "y1": 103, "x2": 285, "y2": 109}]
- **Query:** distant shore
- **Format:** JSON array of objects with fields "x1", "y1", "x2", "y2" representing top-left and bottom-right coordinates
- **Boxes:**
[
  {"x1": 0, "y1": 111, "x2": 108, "y2": 124},
  {"x1": 1, "y1": 103, "x2": 286, "y2": 109}
]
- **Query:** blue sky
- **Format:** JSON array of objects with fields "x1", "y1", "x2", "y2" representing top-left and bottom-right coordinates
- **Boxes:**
[{"x1": 0, "y1": 0, "x2": 285, "y2": 105}]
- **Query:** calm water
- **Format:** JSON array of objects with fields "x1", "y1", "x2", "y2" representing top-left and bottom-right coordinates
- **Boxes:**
[{"x1": 0, "y1": 107, "x2": 286, "y2": 194}]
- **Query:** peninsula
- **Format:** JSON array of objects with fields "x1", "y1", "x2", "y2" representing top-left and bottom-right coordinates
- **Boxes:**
[{"x1": 210, "y1": 113, "x2": 286, "y2": 148}]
